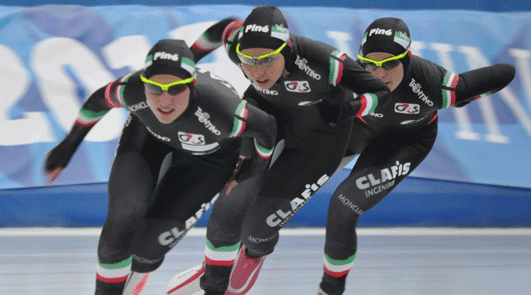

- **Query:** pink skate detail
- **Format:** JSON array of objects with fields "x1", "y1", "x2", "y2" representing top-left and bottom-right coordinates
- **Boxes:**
[
  {"x1": 225, "y1": 246, "x2": 265, "y2": 295},
  {"x1": 131, "y1": 273, "x2": 149, "y2": 295}
]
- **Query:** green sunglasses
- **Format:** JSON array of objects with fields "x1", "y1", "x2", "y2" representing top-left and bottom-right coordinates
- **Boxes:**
[
  {"x1": 357, "y1": 46, "x2": 409, "y2": 71},
  {"x1": 236, "y1": 42, "x2": 287, "y2": 67},
  {"x1": 140, "y1": 74, "x2": 194, "y2": 95}
]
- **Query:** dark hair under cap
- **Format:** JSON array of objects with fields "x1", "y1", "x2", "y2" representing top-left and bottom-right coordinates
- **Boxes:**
[
  {"x1": 142, "y1": 39, "x2": 196, "y2": 79},
  {"x1": 238, "y1": 5, "x2": 291, "y2": 62},
  {"x1": 361, "y1": 17, "x2": 411, "y2": 57}
]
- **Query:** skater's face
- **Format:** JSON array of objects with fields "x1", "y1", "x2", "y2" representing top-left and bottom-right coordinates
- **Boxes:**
[
  {"x1": 143, "y1": 74, "x2": 192, "y2": 124},
  {"x1": 238, "y1": 46, "x2": 286, "y2": 90},
  {"x1": 360, "y1": 52, "x2": 404, "y2": 92}
]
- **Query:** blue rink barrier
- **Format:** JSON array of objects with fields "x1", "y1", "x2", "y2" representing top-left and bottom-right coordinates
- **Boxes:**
[{"x1": 1, "y1": 169, "x2": 529, "y2": 228}]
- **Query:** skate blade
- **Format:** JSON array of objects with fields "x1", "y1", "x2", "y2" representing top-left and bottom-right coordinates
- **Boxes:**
[{"x1": 166, "y1": 264, "x2": 204, "y2": 295}]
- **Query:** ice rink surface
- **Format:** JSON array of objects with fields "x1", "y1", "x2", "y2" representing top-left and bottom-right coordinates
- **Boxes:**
[{"x1": 1, "y1": 227, "x2": 531, "y2": 295}]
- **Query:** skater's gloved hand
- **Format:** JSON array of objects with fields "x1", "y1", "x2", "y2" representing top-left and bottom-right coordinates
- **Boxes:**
[
  {"x1": 43, "y1": 140, "x2": 77, "y2": 183},
  {"x1": 234, "y1": 157, "x2": 252, "y2": 184},
  {"x1": 315, "y1": 98, "x2": 351, "y2": 127},
  {"x1": 226, "y1": 156, "x2": 247, "y2": 194}
]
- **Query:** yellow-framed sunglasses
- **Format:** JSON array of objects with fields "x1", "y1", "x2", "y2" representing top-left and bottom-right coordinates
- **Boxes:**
[
  {"x1": 236, "y1": 42, "x2": 287, "y2": 67},
  {"x1": 357, "y1": 46, "x2": 410, "y2": 71},
  {"x1": 140, "y1": 74, "x2": 194, "y2": 95}
]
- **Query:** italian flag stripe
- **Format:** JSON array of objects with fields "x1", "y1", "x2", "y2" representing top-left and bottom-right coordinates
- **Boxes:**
[
  {"x1": 394, "y1": 31, "x2": 411, "y2": 49},
  {"x1": 116, "y1": 73, "x2": 133, "y2": 111},
  {"x1": 222, "y1": 20, "x2": 243, "y2": 42},
  {"x1": 271, "y1": 26, "x2": 290, "y2": 42},
  {"x1": 205, "y1": 240, "x2": 240, "y2": 266},
  {"x1": 254, "y1": 138, "x2": 273, "y2": 159},
  {"x1": 324, "y1": 267, "x2": 350, "y2": 278},
  {"x1": 205, "y1": 257, "x2": 235, "y2": 267},
  {"x1": 96, "y1": 256, "x2": 132, "y2": 280},
  {"x1": 356, "y1": 93, "x2": 378, "y2": 118},
  {"x1": 181, "y1": 57, "x2": 196, "y2": 76},
  {"x1": 191, "y1": 32, "x2": 222, "y2": 52},
  {"x1": 104, "y1": 81, "x2": 121, "y2": 108},
  {"x1": 227, "y1": 27, "x2": 243, "y2": 54},
  {"x1": 226, "y1": 28, "x2": 239, "y2": 41},
  {"x1": 75, "y1": 109, "x2": 109, "y2": 127},
  {"x1": 144, "y1": 55, "x2": 153, "y2": 69},
  {"x1": 96, "y1": 273, "x2": 129, "y2": 284},
  {"x1": 441, "y1": 71, "x2": 459, "y2": 108},
  {"x1": 230, "y1": 101, "x2": 248, "y2": 137},
  {"x1": 361, "y1": 32, "x2": 368, "y2": 46},
  {"x1": 323, "y1": 253, "x2": 356, "y2": 278},
  {"x1": 329, "y1": 50, "x2": 346, "y2": 86}
]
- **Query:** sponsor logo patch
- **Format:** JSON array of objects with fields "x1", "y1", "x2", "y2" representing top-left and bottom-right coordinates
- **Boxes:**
[
  {"x1": 409, "y1": 78, "x2": 433, "y2": 106},
  {"x1": 266, "y1": 174, "x2": 330, "y2": 227},
  {"x1": 294, "y1": 55, "x2": 321, "y2": 80},
  {"x1": 129, "y1": 101, "x2": 149, "y2": 112},
  {"x1": 245, "y1": 24, "x2": 269, "y2": 33},
  {"x1": 394, "y1": 103, "x2": 420, "y2": 114},
  {"x1": 195, "y1": 107, "x2": 221, "y2": 135},
  {"x1": 178, "y1": 132, "x2": 205, "y2": 145},
  {"x1": 285, "y1": 81, "x2": 311, "y2": 93},
  {"x1": 253, "y1": 84, "x2": 279, "y2": 95},
  {"x1": 369, "y1": 28, "x2": 392, "y2": 37},
  {"x1": 147, "y1": 126, "x2": 170, "y2": 142},
  {"x1": 158, "y1": 194, "x2": 219, "y2": 248}
]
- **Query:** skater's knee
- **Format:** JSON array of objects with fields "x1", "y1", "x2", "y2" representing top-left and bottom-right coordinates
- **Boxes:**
[{"x1": 328, "y1": 193, "x2": 365, "y2": 220}]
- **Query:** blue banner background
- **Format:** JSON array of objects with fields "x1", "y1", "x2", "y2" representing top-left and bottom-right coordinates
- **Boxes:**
[
  {"x1": 0, "y1": 0, "x2": 528, "y2": 11},
  {"x1": 0, "y1": 5, "x2": 530, "y2": 227},
  {"x1": 1, "y1": 5, "x2": 529, "y2": 190}
]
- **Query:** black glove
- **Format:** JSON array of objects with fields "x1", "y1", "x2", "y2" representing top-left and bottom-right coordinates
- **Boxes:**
[
  {"x1": 454, "y1": 63, "x2": 515, "y2": 108},
  {"x1": 234, "y1": 157, "x2": 253, "y2": 183},
  {"x1": 44, "y1": 140, "x2": 78, "y2": 171},
  {"x1": 316, "y1": 98, "x2": 358, "y2": 127},
  {"x1": 454, "y1": 97, "x2": 476, "y2": 108}
]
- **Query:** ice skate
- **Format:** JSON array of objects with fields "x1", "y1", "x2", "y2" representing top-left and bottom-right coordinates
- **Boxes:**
[
  {"x1": 225, "y1": 246, "x2": 265, "y2": 295},
  {"x1": 166, "y1": 263, "x2": 204, "y2": 295}
]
